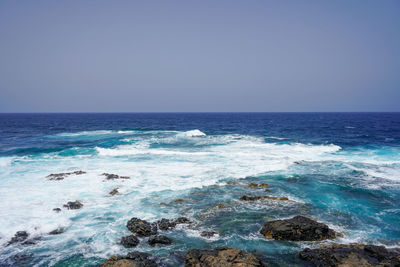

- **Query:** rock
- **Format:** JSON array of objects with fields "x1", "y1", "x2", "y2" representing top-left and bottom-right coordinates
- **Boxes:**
[
  {"x1": 46, "y1": 171, "x2": 86, "y2": 180},
  {"x1": 109, "y1": 188, "x2": 119, "y2": 196},
  {"x1": 63, "y1": 200, "x2": 83, "y2": 210},
  {"x1": 126, "y1": 218, "x2": 157, "y2": 237},
  {"x1": 174, "y1": 198, "x2": 185, "y2": 203},
  {"x1": 148, "y1": 235, "x2": 172, "y2": 246},
  {"x1": 100, "y1": 252, "x2": 157, "y2": 267},
  {"x1": 185, "y1": 247, "x2": 265, "y2": 267},
  {"x1": 260, "y1": 216, "x2": 337, "y2": 241},
  {"x1": 249, "y1": 183, "x2": 269, "y2": 188},
  {"x1": 8, "y1": 231, "x2": 29, "y2": 245},
  {"x1": 7, "y1": 231, "x2": 41, "y2": 246},
  {"x1": 259, "y1": 183, "x2": 269, "y2": 188},
  {"x1": 249, "y1": 183, "x2": 259, "y2": 188},
  {"x1": 239, "y1": 195, "x2": 289, "y2": 201},
  {"x1": 53, "y1": 208, "x2": 61, "y2": 213},
  {"x1": 120, "y1": 235, "x2": 139, "y2": 248},
  {"x1": 155, "y1": 217, "x2": 191, "y2": 231},
  {"x1": 200, "y1": 231, "x2": 218, "y2": 238},
  {"x1": 299, "y1": 243, "x2": 400, "y2": 267},
  {"x1": 48, "y1": 229, "x2": 63, "y2": 235},
  {"x1": 102, "y1": 173, "x2": 130, "y2": 180}
]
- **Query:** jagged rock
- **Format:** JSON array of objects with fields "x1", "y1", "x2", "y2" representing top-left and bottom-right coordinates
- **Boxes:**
[
  {"x1": 63, "y1": 200, "x2": 83, "y2": 210},
  {"x1": 174, "y1": 198, "x2": 185, "y2": 203},
  {"x1": 299, "y1": 243, "x2": 400, "y2": 266},
  {"x1": 48, "y1": 229, "x2": 63, "y2": 235},
  {"x1": 260, "y1": 216, "x2": 337, "y2": 241},
  {"x1": 100, "y1": 252, "x2": 157, "y2": 267},
  {"x1": 53, "y1": 208, "x2": 61, "y2": 213},
  {"x1": 185, "y1": 247, "x2": 265, "y2": 267},
  {"x1": 102, "y1": 173, "x2": 130, "y2": 180},
  {"x1": 148, "y1": 235, "x2": 172, "y2": 246},
  {"x1": 126, "y1": 218, "x2": 157, "y2": 237},
  {"x1": 155, "y1": 217, "x2": 191, "y2": 231},
  {"x1": 8, "y1": 231, "x2": 29, "y2": 245},
  {"x1": 239, "y1": 195, "x2": 289, "y2": 201},
  {"x1": 120, "y1": 235, "x2": 139, "y2": 248},
  {"x1": 249, "y1": 183, "x2": 259, "y2": 188},
  {"x1": 249, "y1": 183, "x2": 269, "y2": 188},
  {"x1": 46, "y1": 170, "x2": 86, "y2": 180},
  {"x1": 200, "y1": 231, "x2": 218, "y2": 238},
  {"x1": 109, "y1": 188, "x2": 119, "y2": 196}
]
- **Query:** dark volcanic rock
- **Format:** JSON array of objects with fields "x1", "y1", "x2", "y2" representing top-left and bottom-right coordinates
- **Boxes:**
[
  {"x1": 100, "y1": 252, "x2": 157, "y2": 267},
  {"x1": 8, "y1": 231, "x2": 29, "y2": 245},
  {"x1": 155, "y1": 217, "x2": 191, "y2": 231},
  {"x1": 53, "y1": 208, "x2": 61, "y2": 213},
  {"x1": 48, "y1": 228, "x2": 63, "y2": 235},
  {"x1": 200, "y1": 231, "x2": 218, "y2": 238},
  {"x1": 7, "y1": 231, "x2": 41, "y2": 246},
  {"x1": 102, "y1": 173, "x2": 130, "y2": 180},
  {"x1": 239, "y1": 195, "x2": 289, "y2": 201},
  {"x1": 148, "y1": 235, "x2": 172, "y2": 246},
  {"x1": 185, "y1": 247, "x2": 265, "y2": 267},
  {"x1": 46, "y1": 170, "x2": 86, "y2": 180},
  {"x1": 260, "y1": 216, "x2": 337, "y2": 241},
  {"x1": 120, "y1": 235, "x2": 140, "y2": 248},
  {"x1": 299, "y1": 243, "x2": 400, "y2": 267},
  {"x1": 126, "y1": 217, "x2": 157, "y2": 237},
  {"x1": 63, "y1": 200, "x2": 83, "y2": 210},
  {"x1": 109, "y1": 188, "x2": 119, "y2": 196}
]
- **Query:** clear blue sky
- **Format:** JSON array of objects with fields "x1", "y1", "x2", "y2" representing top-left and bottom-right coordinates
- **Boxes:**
[{"x1": 0, "y1": 1, "x2": 399, "y2": 112}]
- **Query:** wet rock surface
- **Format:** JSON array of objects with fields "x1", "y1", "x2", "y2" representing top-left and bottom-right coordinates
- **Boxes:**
[
  {"x1": 109, "y1": 188, "x2": 119, "y2": 196},
  {"x1": 260, "y1": 216, "x2": 337, "y2": 241},
  {"x1": 53, "y1": 208, "x2": 61, "y2": 213},
  {"x1": 299, "y1": 243, "x2": 400, "y2": 267},
  {"x1": 48, "y1": 228, "x2": 63, "y2": 235},
  {"x1": 120, "y1": 235, "x2": 140, "y2": 248},
  {"x1": 7, "y1": 231, "x2": 41, "y2": 246},
  {"x1": 126, "y1": 218, "x2": 157, "y2": 237},
  {"x1": 100, "y1": 252, "x2": 157, "y2": 267},
  {"x1": 148, "y1": 235, "x2": 172, "y2": 246},
  {"x1": 185, "y1": 247, "x2": 265, "y2": 267},
  {"x1": 63, "y1": 200, "x2": 83, "y2": 210},
  {"x1": 200, "y1": 231, "x2": 218, "y2": 238},
  {"x1": 102, "y1": 173, "x2": 130, "y2": 180},
  {"x1": 46, "y1": 170, "x2": 86, "y2": 180},
  {"x1": 239, "y1": 195, "x2": 289, "y2": 201}
]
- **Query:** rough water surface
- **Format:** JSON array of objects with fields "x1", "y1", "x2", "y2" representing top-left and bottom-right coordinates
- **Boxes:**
[{"x1": 0, "y1": 113, "x2": 399, "y2": 266}]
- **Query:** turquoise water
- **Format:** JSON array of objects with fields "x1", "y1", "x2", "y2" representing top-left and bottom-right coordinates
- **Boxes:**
[{"x1": 0, "y1": 113, "x2": 399, "y2": 266}]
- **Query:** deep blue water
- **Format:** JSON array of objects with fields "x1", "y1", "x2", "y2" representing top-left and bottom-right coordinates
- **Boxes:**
[{"x1": 0, "y1": 113, "x2": 399, "y2": 266}]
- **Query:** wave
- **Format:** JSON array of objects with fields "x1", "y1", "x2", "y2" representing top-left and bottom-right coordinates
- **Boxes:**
[{"x1": 177, "y1": 129, "x2": 206, "y2": 137}]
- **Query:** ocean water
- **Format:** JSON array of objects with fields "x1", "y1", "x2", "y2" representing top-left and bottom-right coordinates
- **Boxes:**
[{"x1": 0, "y1": 112, "x2": 399, "y2": 266}]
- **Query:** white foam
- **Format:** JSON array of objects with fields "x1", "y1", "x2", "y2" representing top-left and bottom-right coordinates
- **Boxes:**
[{"x1": 178, "y1": 129, "x2": 206, "y2": 137}]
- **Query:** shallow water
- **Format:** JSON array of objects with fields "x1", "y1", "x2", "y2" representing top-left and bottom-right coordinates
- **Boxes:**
[{"x1": 0, "y1": 113, "x2": 399, "y2": 266}]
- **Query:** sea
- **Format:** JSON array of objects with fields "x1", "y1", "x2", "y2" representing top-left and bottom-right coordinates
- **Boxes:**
[{"x1": 0, "y1": 112, "x2": 399, "y2": 266}]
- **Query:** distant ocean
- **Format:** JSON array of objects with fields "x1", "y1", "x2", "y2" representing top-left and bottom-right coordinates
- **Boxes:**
[{"x1": 0, "y1": 113, "x2": 399, "y2": 266}]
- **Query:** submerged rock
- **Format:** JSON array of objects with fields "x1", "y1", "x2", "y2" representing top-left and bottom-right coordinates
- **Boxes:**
[
  {"x1": 148, "y1": 235, "x2": 172, "y2": 246},
  {"x1": 63, "y1": 200, "x2": 83, "y2": 210},
  {"x1": 185, "y1": 247, "x2": 265, "y2": 267},
  {"x1": 120, "y1": 235, "x2": 140, "y2": 248},
  {"x1": 48, "y1": 228, "x2": 63, "y2": 235},
  {"x1": 299, "y1": 243, "x2": 400, "y2": 266},
  {"x1": 200, "y1": 231, "x2": 218, "y2": 238},
  {"x1": 46, "y1": 170, "x2": 86, "y2": 180},
  {"x1": 109, "y1": 188, "x2": 119, "y2": 196},
  {"x1": 102, "y1": 173, "x2": 130, "y2": 180},
  {"x1": 239, "y1": 195, "x2": 289, "y2": 201},
  {"x1": 260, "y1": 216, "x2": 337, "y2": 241},
  {"x1": 126, "y1": 218, "x2": 157, "y2": 237},
  {"x1": 249, "y1": 183, "x2": 269, "y2": 188},
  {"x1": 100, "y1": 252, "x2": 157, "y2": 267}
]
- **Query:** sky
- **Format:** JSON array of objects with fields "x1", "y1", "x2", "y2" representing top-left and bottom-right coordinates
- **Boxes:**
[{"x1": 0, "y1": 1, "x2": 399, "y2": 112}]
